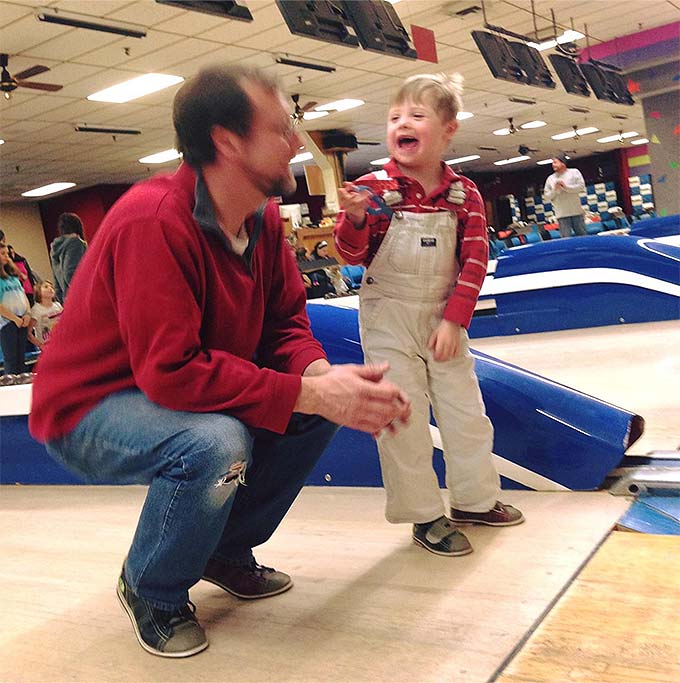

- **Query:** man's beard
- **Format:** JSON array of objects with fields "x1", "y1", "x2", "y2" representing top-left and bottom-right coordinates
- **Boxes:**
[
  {"x1": 241, "y1": 158, "x2": 297, "y2": 198},
  {"x1": 260, "y1": 170, "x2": 297, "y2": 197}
]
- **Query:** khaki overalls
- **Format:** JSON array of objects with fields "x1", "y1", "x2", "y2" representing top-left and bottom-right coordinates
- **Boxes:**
[{"x1": 359, "y1": 209, "x2": 500, "y2": 523}]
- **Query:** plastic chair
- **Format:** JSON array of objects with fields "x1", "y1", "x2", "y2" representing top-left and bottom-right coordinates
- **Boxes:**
[{"x1": 340, "y1": 265, "x2": 366, "y2": 289}]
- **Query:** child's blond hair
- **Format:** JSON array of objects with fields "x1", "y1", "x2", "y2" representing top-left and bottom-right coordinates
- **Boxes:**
[{"x1": 390, "y1": 73, "x2": 464, "y2": 122}]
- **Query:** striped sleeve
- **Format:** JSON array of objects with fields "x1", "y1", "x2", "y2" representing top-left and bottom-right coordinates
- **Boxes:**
[
  {"x1": 333, "y1": 210, "x2": 370, "y2": 265},
  {"x1": 443, "y1": 180, "x2": 489, "y2": 328}
]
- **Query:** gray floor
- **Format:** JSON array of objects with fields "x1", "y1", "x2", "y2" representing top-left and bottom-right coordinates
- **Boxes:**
[
  {"x1": 2, "y1": 320, "x2": 678, "y2": 682},
  {"x1": 1, "y1": 486, "x2": 628, "y2": 683}
]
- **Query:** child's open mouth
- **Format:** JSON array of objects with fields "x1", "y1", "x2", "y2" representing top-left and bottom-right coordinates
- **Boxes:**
[{"x1": 398, "y1": 135, "x2": 418, "y2": 150}]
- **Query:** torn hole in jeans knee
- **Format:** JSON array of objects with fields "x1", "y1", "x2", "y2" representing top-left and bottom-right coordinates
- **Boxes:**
[{"x1": 214, "y1": 460, "x2": 247, "y2": 488}]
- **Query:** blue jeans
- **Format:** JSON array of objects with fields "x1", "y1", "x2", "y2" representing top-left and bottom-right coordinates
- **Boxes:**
[
  {"x1": 557, "y1": 214, "x2": 586, "y2": 238},
  {"x1": 46, "y1": 389, "x2": 338, "y2": 610}
]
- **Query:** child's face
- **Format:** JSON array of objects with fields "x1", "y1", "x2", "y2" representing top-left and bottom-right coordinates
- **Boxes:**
[
  {"x1": 387, "y1": 96, "x2": 457, "y2": 171},
  {"x1": 40, "y1": 283, "x2": 55, "y2": 301},
  {"x1": 0, "y1": 245, "x2": 8, "y2": 264}
]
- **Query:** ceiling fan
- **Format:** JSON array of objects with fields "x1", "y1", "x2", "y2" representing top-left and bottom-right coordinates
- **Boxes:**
[
  {"x1": 0, "y1": 54, "x2": 63, "y2": 99},
  {"x1": 291, "y1": 93, "x2": 318, "y2": 122}
]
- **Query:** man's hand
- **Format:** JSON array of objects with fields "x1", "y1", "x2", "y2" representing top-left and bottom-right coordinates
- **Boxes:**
[
  {"x1": 555, "y1": 180, "x2": 566, "y2": 191},
  {"x1": 295, "y1": 362, "x2": 411, "y2": 435},
  {"x1": 338, "y1": 182, "x2": 372, "y2": 229},
  {"x1": 427, "y1": 319, "x2": 462, "y2": 362}
]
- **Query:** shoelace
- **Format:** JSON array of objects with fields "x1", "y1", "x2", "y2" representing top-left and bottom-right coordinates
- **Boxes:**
[
  {"x1": 167, "y1": 600, "x2": 197, "y2": 627},
  {"x1": 248, "y1": 561, "x2": 274, "y2": 577}
]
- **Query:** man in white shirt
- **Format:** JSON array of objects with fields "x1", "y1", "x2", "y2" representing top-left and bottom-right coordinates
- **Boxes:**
[{"x1": 543, "y1": 154, "x2": 587, "y2": 238}]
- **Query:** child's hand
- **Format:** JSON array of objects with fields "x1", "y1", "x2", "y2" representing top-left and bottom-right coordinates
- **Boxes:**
[
  {"x1": 338, "y1": 182, "x2": 372, "y2": 228},
  {"x1": 427, "y1": 319, "x2": 462, "y2": 362}
]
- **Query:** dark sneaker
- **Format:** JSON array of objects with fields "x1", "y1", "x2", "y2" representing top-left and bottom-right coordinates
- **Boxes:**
[
  {"x1": 412, "y1": 516, "x2": 473, "y2": 557},
  {"x1": 116, "y1": 571, "x2": 208, "y2": 658},
  {"x1": 202, "y1": 558, "x2": 293, "y2": 599},
  {"x1": 450, "y1": 501, "x2": 525, "y2": 526}
]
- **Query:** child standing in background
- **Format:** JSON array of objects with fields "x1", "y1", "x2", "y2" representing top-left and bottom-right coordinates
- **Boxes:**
[
  {"x1": 335, "y1": 73, "x2": 524, "y2": 557},
  {"x1": 28, "y1": 280, "x2": 63, "y2": 351}
]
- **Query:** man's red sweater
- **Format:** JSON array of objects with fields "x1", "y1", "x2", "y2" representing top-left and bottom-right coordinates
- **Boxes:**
[{"x1": 29, "y1": 163, "x2": 326, "y2": 441}]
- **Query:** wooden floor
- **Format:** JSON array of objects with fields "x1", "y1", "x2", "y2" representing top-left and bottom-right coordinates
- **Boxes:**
[
  {"x1": 1, "y1": 486, "x2": 628, "y2": 683},
  {"x1": 2, "y1": 320, "x2": 678, "y2": 682},
  {"x1": 496, "y1": 532, "x2": 680, "y2": 683}
]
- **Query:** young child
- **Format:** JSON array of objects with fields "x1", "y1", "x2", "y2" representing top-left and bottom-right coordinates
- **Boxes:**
[
  {"x1": 28, "y1": 280, "x2": 63, "y2": 351},
  {"x1": 335, "y1": 73, "x2": 524, "y2": 557},
  {"x1": 0, "y1": 243, "x2": 31, "y2": 375}
]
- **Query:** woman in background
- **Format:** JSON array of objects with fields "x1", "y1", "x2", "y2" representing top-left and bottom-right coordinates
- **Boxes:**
[
  {"x1": 8, "y1": 245, "x2": 37, "y2": 306},
  {"x1": 50, "y1": 213, "x2": 87, "y2": 302},
  {"x1": 0, "y1": 243, "x2": 31, "y2": 375}
]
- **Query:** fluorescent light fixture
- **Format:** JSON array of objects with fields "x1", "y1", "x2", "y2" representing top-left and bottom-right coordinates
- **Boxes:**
[
  {"x1": 445, "y1": 155, "x2": 480, "y2": 165},
  {"x1": 493, "y1": 127, "x2": 512, "y2": 136},
  {"x1": 528, "y1": 29, "x2": 584, "y2": 51},
  {"x1": 88, "y1": 74, "x2": 184, "y2": 103},
  {"x1": 36, "y1": 8, "x2": 146, "y2": 38},
  {"x1": 596, "y1": 131, "x2": 638, "y2": 143},
  {"x1": 22, "y1": 182, "x2": 75, "y2": 197},
  {"x1": 630, "y1": 138, "x2": 649, "y2": 145},
  {"x1": 520, "y1": 120, "x2": 547, "y2": 129},
  {"x1": 370, "y1": 157, "x2": 390, "y2": 165},
  {"x1": 528, "y1": 39, "x2": 557, "y2": 51},
  {"x1": 551, "y1": 126, "x2": 599, "y2": 140},
  {"x1": 315, "y1": 99, "x2": 364, "y2": 112},
  {"x1": 494, "y1": 156, "x2": 530, "y2": 166},
  {"x1": 457, "y1": 111, "x2": 474, "y2": 120},
  {"x1": 289, "y1": 152, "x2": 313, "y2": 165},
  {"x1": 551, "y1": 130, "x2": 575, "y2": 140},
  {"x1": 139, "y1": 149, "x2": 181, "y2": 164},
  {"x1": 275, "y1": 56, "x2": 335, "y2": 73},
  {"x1": 559, "y1": 30, "x2": 585, "y2": 43},
  {"x1": 536, "y1": 158, "x2": 554, "y2": 165},
  {"x1": 302, "y1": 111, "x2": 329, "y2": 121}
]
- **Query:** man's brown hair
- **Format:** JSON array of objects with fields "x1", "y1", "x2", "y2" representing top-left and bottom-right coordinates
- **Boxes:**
[{"x1": 173, "y1": 64, "x2": 280, "y2": 168}]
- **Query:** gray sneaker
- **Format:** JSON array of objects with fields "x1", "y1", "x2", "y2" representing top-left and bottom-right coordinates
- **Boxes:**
[
  {"x1": 116, "y1": 571, "x2": 208, "y2": 658},
  {"x1": 412, "y1": 516, "x2": 473, "y2": 556},
  {"x1": 202, "y1": 558, "x2": 293, "y2": 599}
]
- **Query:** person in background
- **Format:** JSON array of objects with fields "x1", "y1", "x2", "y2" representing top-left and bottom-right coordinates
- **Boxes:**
[
  {"x1": 50, "y1": 212, "x2": 87, "y2": 301},
  {"x1": 301, "y1": 241, "x2": 335, "y2": 299},
  {"x1": 7, "y1": 245, "x2": 37, "y2": 306},
  {"x1": 28, "y1": 280, "x2": 63, "y2": 352},
  {"x1": 29, "y1": 64, "x2": 410, "y2": 659},
  {"x1": 0, "y1": 243, "x2": 31, "y2": 375},
  {"x1": 335, "y1": 72, "x2": 523, "y2": 558},
  {"x1": 542, "y1": 154, "x2": 587, "y2": 238},
  {"x1": 311, "y1": 240, "x2": 330, "y2": 260}
]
